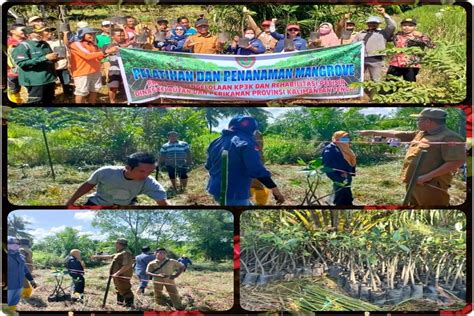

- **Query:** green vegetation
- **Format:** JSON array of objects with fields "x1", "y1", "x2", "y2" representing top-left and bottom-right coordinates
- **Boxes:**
[{"x1": 241, "y1": 210, "x2": 467, "y2": 311}]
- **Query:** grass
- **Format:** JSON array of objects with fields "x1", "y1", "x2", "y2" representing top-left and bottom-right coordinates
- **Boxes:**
[
  {"x1": 8, "y1": 160, "x2": 466, "y2": 206},
  {"x1": 7, "y1": 160, "x2": 466, "y2": 206},
  {"x1": 17, "y1": 261, "x2": 233, "y2": 312},
  {"x1": 240, "y1": 275, "x2": 466, "y2": 312}
]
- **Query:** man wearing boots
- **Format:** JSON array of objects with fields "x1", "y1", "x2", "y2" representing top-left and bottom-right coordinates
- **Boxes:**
[{"x1": 92, "y1": 239, "x2": 134, "y2": 307}]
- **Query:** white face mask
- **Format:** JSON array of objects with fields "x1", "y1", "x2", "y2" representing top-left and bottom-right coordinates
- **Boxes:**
[{"x1": 244, "y1": 34, "x2": 255, "y2": 40}]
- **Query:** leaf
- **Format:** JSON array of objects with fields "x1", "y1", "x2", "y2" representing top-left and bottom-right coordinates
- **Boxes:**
[{"x1": 398, "y1": 244, "x2": 410, "y2": 253}]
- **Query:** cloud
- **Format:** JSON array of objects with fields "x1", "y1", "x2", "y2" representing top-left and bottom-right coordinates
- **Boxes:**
[
  {"x1": 73, "y1": 211, "x2": 96, "y2": 222},
  {"x1": 18, "y1": 215, "x2": 37, "y2": 224}
]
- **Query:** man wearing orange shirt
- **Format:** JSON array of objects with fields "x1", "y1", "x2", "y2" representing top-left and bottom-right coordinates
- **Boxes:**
[
  {"x1": 183, "y1": 19, "x2": 224, "y2": 54},
  {"x1": 69, "y1": 27, "x2": 118, "y2": 103}
]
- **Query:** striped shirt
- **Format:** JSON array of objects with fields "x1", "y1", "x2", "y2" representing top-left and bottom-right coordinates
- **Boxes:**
[{"x1": 160, "y1": 141, "x2": 190, "y2": 167}]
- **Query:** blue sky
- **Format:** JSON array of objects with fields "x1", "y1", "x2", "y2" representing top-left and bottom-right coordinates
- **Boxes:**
[
  {"x1": 215, "y1": 107, "x2": 396, "y2": 131},
  {"x1": 8, "y1": 210, "x2": 103, "y2": 241}
]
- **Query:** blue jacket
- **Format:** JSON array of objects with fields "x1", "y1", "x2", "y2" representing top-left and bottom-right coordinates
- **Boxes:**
[
  {"x1": 321, "y1": 142, "x2": 356, "y2": 183},
  {"x1": 206, "y1": 116, "x2": 271, "y2": 200},
  {"x1": 178, "y1": 257, "x2": 193, "y2": 267},
  {"x1": 66, "y1": 255, "x2": 84, "y2": 275},
  {"x1": 227, "y1": 38, "x2": 265, "y2": 55},
  {"x1": 135, "y1": 252, "x2": 155, "y2": 276},
  {"x1": 271, "y1": 32, "x2": 307, "y2": 52},
  {"x1": 162, "y1": 33, "x2": 190, "y2": 52},
  {"x1": 8, "y1": 251, "x2": 33, "y2": 290}
]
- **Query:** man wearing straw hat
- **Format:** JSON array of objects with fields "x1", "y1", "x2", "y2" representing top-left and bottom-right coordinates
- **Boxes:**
[
  {"x1": 146, "y1": 248, "x2": 185, "y2": 310},
  {"x1": 358, "y1": 108, "x2": 465, "y2": 206},
  {"x1": 92, "y1": 238, "x2": 135, "y2": 307}
]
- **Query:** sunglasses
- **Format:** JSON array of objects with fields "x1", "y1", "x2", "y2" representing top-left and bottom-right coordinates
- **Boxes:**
[
  {"x1": 175, "y1": 28, "x2": 184, "y2": 31},
  {"x1": 103, "y1": 25, "x2": 112, "y2": 27},
  {"x1": 287, "y1": 28, "x2": 299, "y2": 32}
]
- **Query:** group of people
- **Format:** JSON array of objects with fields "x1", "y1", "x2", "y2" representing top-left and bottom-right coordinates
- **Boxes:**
[
  {"x1": 7, "y1": 236, "x2": 192, "y2": 311},
  {"x1": 64, "y1": 109, "x2": 463, "y2": 208},
  {"x1": 322, "y1": 108, "x2": 465, "y2": 206},
  {"x1": 7, "y1": 7, "x2": 435, "y2": 104}
]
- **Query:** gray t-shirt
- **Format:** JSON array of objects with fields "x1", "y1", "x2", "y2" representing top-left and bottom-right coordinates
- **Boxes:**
[{"x1": 86, "y1": 166, "x2": 166, "y2": 205}]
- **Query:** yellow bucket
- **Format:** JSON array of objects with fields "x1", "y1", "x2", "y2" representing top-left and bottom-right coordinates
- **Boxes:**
[{"x1": 250, "y1": 187, "x2": 270, "y2": 205}]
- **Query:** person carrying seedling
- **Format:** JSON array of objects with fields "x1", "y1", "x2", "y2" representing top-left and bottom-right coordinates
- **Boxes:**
[
  {"x1": 134, "y1": 246, "x2": 155, "y2": 294},
  {"x1": 7, "y1": 237, "x2": 38, "y2": 313},
  {"x1": 92, "y1": 239, "x2": 135, "y2": 307},
  {"x1": 177, "y1": 255, "x2": 192, "y2": 271},
  {"x1": 387, "y1": 18, "x2": 435, "y2": 82},
  {"x1": 335, "y1": 13, "x2": 357, "y2": 45},
  {"x1": 205, "y1": 115, "x2": 285, "y2": 206},
  {"x1": 358, "y1": 108, "x2": 465, "y2": 206},
  {"x1": 244, "y1": 12, "x2": 278, "y2": 53},
  {"x1": 159, "y1": 132, "x2": 193, "y2": 193},
  {"x1": 66, "y1": 152, "x2": 168, "y2": 206},
  {"x1": 183, "y1": 18, "x2": 224, "y2": 54},
  {"x1": 270, "y1": 18, "x2": 307, "y2": 52},
  {"x1": 322, "y1": 131, "x2": 357, "y2": 206},
  {"x1": 19, "y1": 239, "x2": 34, "y2": 298},
  {"x1": 146, "y1": 248, "x2": 185, "y2": 310},
  {"x1": 66, "y1": 249, "x2": 86, "y2": 301},
  {"x1": 352, "y1": 6, "x2": 396, "y2": 82}
]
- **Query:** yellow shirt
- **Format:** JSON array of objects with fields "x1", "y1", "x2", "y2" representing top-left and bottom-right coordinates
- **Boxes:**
[
  {"x1": 396, "y1": 127, "x2": 465, "y2": 187},
  {"x1": 184, "y1": 33, "x2": 220, "y2": 54}
]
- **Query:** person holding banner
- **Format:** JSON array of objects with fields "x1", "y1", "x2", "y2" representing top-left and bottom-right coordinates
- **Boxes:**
[
  {"x1": 69, "y1": 27, "x2": 118, "y2": 103},
  {"x1": 227, "y1": 28, "x2": 265, "y2": 55},
  {"x1": 352, "y1": 6, "x2": 396, "y2": 82},
  {"x1": 358, "y1": 108, "x2": 465, "y2": 206},
  {"x1": 322, "y1": 131, "x2": 357, "y2": 206},
  {"x1": 270, "y1": 19, "x2": 307, "y2": 53},
  {"x1": 183, "y1": 18, "x2": 224, "y2": 54},
  {"x1": 205, "y1": 115, "x2": 285, "y2": 206}
]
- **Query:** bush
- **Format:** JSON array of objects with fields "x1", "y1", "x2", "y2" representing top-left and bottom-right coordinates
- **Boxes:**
[
  {"x1": 191, "y1": 132, "x2": 220, "y2": 164},
  {"x1": 264, "y1": 135, "x2": 316, "y2": 164},
  {"x1": 33, "y1": 251, "x2": 67, "y2": 269}
]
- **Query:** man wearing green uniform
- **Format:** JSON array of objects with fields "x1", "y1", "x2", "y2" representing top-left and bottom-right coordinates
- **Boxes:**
[
  {"x1": 92, "y1": 239, "x2": 134, "y2": 307},
  {"x1": 359, "y1": 108, "x2": 465, "y2": 206},
  {"x1": 11, "y1": 26, "x2": 58, "y2": 104},
  {"x1": 146, "y1": 248, "x2": 185, "y2": 310}
]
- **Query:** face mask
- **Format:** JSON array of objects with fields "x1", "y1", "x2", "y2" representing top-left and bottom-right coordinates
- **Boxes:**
[
  {"x1": 244, "y1": 34, "x2": 255, "y2": 40},
  {"x1": 8, "y1": 244, "x2": 20, "y2": 252},
  {"x1": 339, "y1": 137, "x2": 351, "y2": 143},
  {"x1": 319, "y1": 28, "x2": 331, "y2": 35}
]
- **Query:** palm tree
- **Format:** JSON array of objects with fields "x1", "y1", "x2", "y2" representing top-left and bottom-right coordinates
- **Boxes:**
[{"x1": 7, "y1": 214, "x2": 34, "y2": 240}]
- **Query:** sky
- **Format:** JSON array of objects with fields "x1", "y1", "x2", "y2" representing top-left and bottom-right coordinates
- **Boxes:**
[
  {"x1": 215, "y1": 107, "x2": 397, "y2": 131},
  {"x1": 8, "y1": 210, "x2": 104, "y2": 241}
]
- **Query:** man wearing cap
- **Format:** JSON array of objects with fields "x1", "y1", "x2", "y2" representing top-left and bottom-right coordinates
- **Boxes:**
[
  {"x1": 245, "y1": 14, "x2": 278, "y2": 53},
  {"x1": 7, "y1": 237, "x2": 37, "y2": 313},
  {"x1": 92, "y1": 239, "x2": 135, "y2": 307},
  {"x1": 206, "y1": 115, "x2": 285, "y2": 206},
  {"x1": 7, "y1": 24, "x2": 26, "y2": 104},
  {"x1": 387, "y1": 18, "x2": 434, "y2": 82},
  {"x1": 66, "y1": 152, "x2": 168, "y2": 206},
  {"x1": 153, "y1": 17, "x2": 171, "y2": 50},
  {"x1": 146, "y1": 248, "x2": 185, "y2": 310},
  {"x1": 269, "y1": 19, "x2": 307, "y2": 53},
  {"x1": 28, "y1": 16, "x2": 45, "y2": 29},
  {"x1": 12, "y1": 26, "x2": 58, "y2": 104},
  {"x1": 352, "y1": 7, "x2": 396, "y2": 82},
  {"x1": 135, "y1": 246, "x2": 155, "y2": 294},
  {"x1": 159, "y1": 131, "x2": 193, "y2": 192},
  {"x1": 358, "y1": 108, "x2": 465, "y2": 206},
  {"x1": 19, "y1": 239, "x2": 34, "y2": 298},
  {"x1": 69, "y1": 27, "x2": 118, "y2": 103},
  {"x1": 183, "y1": 18, "x2": 223, "y2": 54},
  {"x1": 336, "y1": 13, "x2": 357, "y2": 45}
]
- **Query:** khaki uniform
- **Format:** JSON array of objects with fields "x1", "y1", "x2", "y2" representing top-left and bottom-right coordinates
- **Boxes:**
[
  {"x1": 395, "y1": 126, "x2": 465, "y2": 206},
  {"x1": 146, "y1": 258, "x2": 184, "y2": 309},
  {"x1": 20, "y1": 247, "x2": 33, "y2": 297},
  {"x1": 110, "y1": 249, "x2": 134, "y2": 300},
  {"x1": 184, "y1": 33, "x2": 220, "y2": 54},
  {"x1": 257, "y1": 32, "x2": 278, "y2": 53}
]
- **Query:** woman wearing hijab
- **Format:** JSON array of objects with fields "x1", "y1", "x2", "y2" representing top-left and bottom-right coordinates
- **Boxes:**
[
  {"x1": 322, "y1": 131, "x2": 357, "y2": 205},
  {"x1": 162, "y1": 25, "x2": 190, "y2": 52},
  {"x1": 66, "y1": 249, "x2": 86, "y2": 300},
  {"x1": 309, "y1": 22, "x2": 340, "y2": 48},
  {"x1": 227, "y1": 28, "x2": 265, "y2": 55}
]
